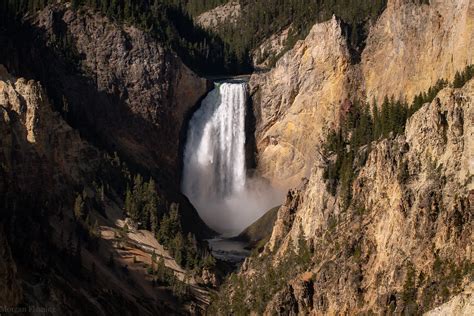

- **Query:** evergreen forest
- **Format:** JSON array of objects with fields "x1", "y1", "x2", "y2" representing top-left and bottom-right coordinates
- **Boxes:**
[{"x1": 1, "y1": 0, "x2": 391, "y2": 75}]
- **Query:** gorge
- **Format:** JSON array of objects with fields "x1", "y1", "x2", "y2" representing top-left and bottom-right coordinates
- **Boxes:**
[{"x1": 0, "y1": 0, "x2": 473, "y2": 315}]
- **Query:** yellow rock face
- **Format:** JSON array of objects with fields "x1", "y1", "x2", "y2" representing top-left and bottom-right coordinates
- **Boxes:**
[
  {"x1": 0, "y1": 66, "x2": 99, "y2": 191},
  {"x1": 362, "y1": 0, "x2": 474, "y2": 104},
  {"x1": 250, "y1": 16, "x2": 352, "y2": 189},
  {"x1": 251, "y1": 0, "x2": 474, "y2": 188},
  {"x1": 256, "y1": 79, "x2": 474, "y2": 315}
]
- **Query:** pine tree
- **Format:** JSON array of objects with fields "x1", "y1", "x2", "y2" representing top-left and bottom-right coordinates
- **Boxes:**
[
  {"x1": 142, "y1": 178, "x2": 158, "y2": 230},
  {"x1": 91, "y1": 262, "x2": 97, "y2": 281},
  {"x1": 297, "y1": 227, "x2": 311, "y2": 266},
  {"x1": 202, "y1": 251, "x2": 216, "y2": 269},
  {"x1": 72, "y1": 0, "x2": 81, "y2": 10},
  {"x1": 124, "y1": 185, "x2": 140, "y2": 224},
  {"x1": 172, "y1": 232, "x2": 185, "y2": 266},
  {"x1": 156, "y1": 256, "x2": 167, "y2": 283},
  {"x1": 124, "y1": 186, "x2": 132, "y2": 215},
  {"x1": 186, "y1": 233, "x2": 198, "y2": 269},
  {"x1": 453, "y1": 71, "x2": 464, "y2": 88},
  {"x1": 372, "y1": 100, "x2": 381, "y2": 139},
  {"x1": 74, "y1": 193, "x2": 85, "y2": 220},
  {"x1": 92, "y1": 219, "x2": 100, "y2": 237},
  {"x1": 75, "y1": 238, "x2": 82, "y2": 273},
  {"x1": 380, "y1": 96, "x2": 390, "y2": 138},
  {"x1": 99, "y1": 184, "x2": 105, "y2": 202}
]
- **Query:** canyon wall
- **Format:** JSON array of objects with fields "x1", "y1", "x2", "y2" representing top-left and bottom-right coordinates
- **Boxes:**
[
  {"x1": 0, "y1": 3, "x2": 214, "y2": 237},
  {"x1": 211, "y1": 0, "x2": 474, "y2": 313},
  {"x1": 0, "y1": 65, "x2": 98, "y2": 194},
  {"x1": 0, "y1": 62, "x2": 211, "y2": 315},
  {"x1": 214, "y1": 76, "x2": 474, "y2": 315},
  {"x1": 362, "y1": 0, "x2": 474, "y2": 104},
  {"x1": 0, "y1": 4, "x2": 217, "y2": 312},
  {"x1": 0, "y1": 67, "x2": 134, "y2": 314},
  {"x1": 0, "y1": 225, "x2": 22, "y2": 307},
  {"x1": 251, "y1": 0, "x2": 474, "y2": 189},
  {"x1": 2, "y1": 3, "x2": 209, "y2": 184},
  {"x1": 249, "y1": 16, "x2": 354, "y2": 188},
  {"x1": 268, "y1": 79, "x2": 473, "y2": 314}
]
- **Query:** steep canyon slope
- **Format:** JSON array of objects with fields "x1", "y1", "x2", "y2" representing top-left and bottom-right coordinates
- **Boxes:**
[
  {"x1": 0, "y1": 2, "x2": 213, "y2": 236},
  {"x1": 210, "y1": 0, "x2": 474, "y2": 314},
  {"x1": 213, "y1": 73, "x2": 474, "y2": 316},
  {"x1": 0, "y1": 66, "x2": 144, "y2": 314},
  {"x1": 0, "y1": 4, "x2": 218, "y2": 314},
  {"x1": 250, "y1": 0, "x2": 474, "y2": 188},
  {"x1": 2, "y1": 3, "x2": 209, "y2": 184},
  {"x1": 0, "y1": 60, "x2": 213, "y2": 316},
  {"x1": 250, "y1": 16, "x2": 353, "y2": 188}
]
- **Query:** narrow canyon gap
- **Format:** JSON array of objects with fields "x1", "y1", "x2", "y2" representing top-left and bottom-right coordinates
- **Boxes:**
[{"x1": 182, "y1": 81, "x2": 282, "y2": 236}]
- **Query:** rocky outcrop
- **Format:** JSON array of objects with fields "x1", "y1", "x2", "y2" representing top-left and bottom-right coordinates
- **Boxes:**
[
  {"x1": 362, "y1": 0, "x2": 474, "y2": 104},
  {"x1": 0, "y1": 65, "x2": 212, "y2": 315},
  {"x1": 275, "y1": 83, "x2": 473, "y2": 253},
  {"x1": 0, "y1": 66, "x2": 113, "y2": 313},
  {"x1": 236, "y1": 205, "x2": 280, "y2": 248},
  {"x1": 216, "y1": 79, "x2": 474, "y2": 314},
  {"x1": 251, "y1": 26, "x2": 291, "y2": 69},
  {"x1": 249, "y1": 16, "x2": 354, "y2": 189},
  {"x1": 196, "y1": 1, "x2": 241, "y2": 29},
  {"x1": 0, "y1": 3, "x2": 215, "y2": 238},
  {"x1": 424, "y1": 283, "x2": 473, "y2": 315},
  {"x1": 2, "y1": 3, "x2": 208, "y2": 185},
  {"x1": 0, "y1": 65, "x2": 97, "y2": 193},
  {"x1": 250, "y1": 0, "x2": 474, "y2": 188}
]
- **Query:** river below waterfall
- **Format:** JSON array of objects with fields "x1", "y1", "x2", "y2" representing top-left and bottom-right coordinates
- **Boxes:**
[
  {"x1": 207, "y1": 237, "x2": 250, "y2": 263},
  {"x1": 182, "y1": 79, "x2": 283, "y2": 261}
]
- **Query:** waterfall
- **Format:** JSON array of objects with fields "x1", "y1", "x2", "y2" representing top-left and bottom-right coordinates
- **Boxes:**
[{"x1": 182, "y1": 81, "x2": 281, "y2": 235}]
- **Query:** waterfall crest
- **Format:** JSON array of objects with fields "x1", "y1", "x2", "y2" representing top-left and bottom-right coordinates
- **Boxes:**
[{"x1": 182, "y1": 81, "x2": 281, "y2": 235}]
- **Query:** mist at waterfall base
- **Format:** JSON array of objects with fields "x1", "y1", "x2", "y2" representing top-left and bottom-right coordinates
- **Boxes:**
[{"x1": 182, "y1": 82, "x2": 283, "y2": 236}]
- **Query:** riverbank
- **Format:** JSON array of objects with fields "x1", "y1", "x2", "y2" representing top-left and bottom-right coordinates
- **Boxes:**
[{"x1": 208, "y1": 237, "x2": 250, "y2": 264}]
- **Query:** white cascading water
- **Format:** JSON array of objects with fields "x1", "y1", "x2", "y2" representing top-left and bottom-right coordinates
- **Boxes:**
[{"x1": 182, "y1": 81, "x2": 281, "y2": 236}]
